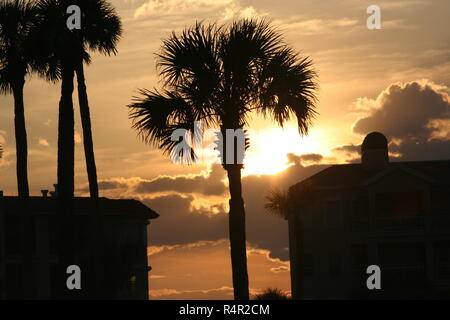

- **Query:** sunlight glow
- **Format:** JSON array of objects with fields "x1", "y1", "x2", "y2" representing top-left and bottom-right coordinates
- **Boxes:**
[{"x1": 242, "y1": 127, "x2": 323, "y2": 176}]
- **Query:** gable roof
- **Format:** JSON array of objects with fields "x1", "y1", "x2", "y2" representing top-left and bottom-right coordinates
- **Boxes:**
[{"x1": 290, "y1": 160, "x2": 450, "y2": 192}]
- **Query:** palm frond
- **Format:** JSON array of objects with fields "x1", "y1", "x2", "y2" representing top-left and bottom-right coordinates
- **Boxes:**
[
  {"x1": 257, "y1": 47, "x2": 318, "y2": 135},
  {"x1": 128, "y1": 89, "x2": 200, "y2": 164},
  {"x1": 264, "y1": 188, "x2": 289, "y2": 219}
]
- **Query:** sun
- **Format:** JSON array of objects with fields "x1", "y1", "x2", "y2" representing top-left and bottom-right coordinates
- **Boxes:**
[{"x1": 242, "y1": 127, "x2": 323, "y2": 176}]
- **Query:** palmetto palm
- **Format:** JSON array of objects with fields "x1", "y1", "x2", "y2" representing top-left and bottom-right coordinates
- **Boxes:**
[
  {"x1": 34, "y1": 0, "x2": 122, "y2": 199},
  {"x1": 128, "y1": 19, "x2": 318, "y2": 300},
  {"x1": 0, "y1": 0, "x2": 37, "y2": 198}
]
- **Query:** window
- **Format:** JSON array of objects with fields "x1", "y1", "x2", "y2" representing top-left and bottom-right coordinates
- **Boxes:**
[
  {"x1": 321, "y1": 200, "x2": 341, "y2": 228},
  {"x1": 375, "y1": 192, "x2": 424, "y2": 230}
]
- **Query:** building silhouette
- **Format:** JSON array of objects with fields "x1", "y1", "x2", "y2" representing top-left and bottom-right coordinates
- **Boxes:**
[
  {"x1": 0, "y1": 190, "x2": 159, "y2": 299},
  {"x1": 287, "y1": 132, "x2": 450, "y2": 299}
]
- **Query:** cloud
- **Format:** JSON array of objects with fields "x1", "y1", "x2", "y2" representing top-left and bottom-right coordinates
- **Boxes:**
[
  {"x1": 144, "y1": 193, "x2": 228, "y2": 246},
  {"x1": 74, "y1": 131, "x2": 82, "y2": 144},
  {"x1": 135, "y1": 164, "x2": 227, "y2": 196},
  {"x1": 287, "y1": 153, "x2": 324, "y2": 166},
  {"x1": 38, "y1": 138, "x2": 49, "y2": 147},
  {"x1": 277, "y1": 18, "x2": 358, "y2": 35},
  {"x1": 350, "y1": 80, "x2": 450, "y2": 161},
  {"x1": 134, "y1": 0, "x2": 233, "y2": 18},
  {"x1": 270, "y1": 266, "x2": 289, "y2": 273}
]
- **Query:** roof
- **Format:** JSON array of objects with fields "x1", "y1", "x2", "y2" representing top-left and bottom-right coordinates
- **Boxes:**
[
  {"x1": 0, "y1": 197, "x2": 159, "y2": 220},
  {"x1": 290, "y1": 160, "x2": 450, "y2": 192}
]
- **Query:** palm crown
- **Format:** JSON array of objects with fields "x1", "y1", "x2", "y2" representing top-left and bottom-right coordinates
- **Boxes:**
[
  {"x1": 32, "y1": 0, "x2": 122, "y2": 68},
  {"x1": 128, "y1": 19, "x2": 318, "y2": 164},
  {"x1": 0, "y1": 0, "x2": 37, "y2": 91}
]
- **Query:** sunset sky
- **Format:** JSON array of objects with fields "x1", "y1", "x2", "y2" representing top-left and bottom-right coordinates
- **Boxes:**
[{"x1": 1, "y1": 0, "x2": 449, "y2": 299}]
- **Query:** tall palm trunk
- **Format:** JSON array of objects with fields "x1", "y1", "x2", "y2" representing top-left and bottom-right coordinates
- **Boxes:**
[
  {"x1": 75, "y1": 59, "x2": 103, "y2": 297},
  {"x1": 57, "y1": 65, "x2": 75, "y2": 199},
  {"x1": 57, "y1": 63, "x2": 75, "y2": 298},
  {"x1": 12, "y1": 76, "x2": 33, "y2": 298},
  {"x1": 75, "y1": 60, "x2": 99, "y2": 198},
  {"x1": 225, "y1": 164, "x2": 249, "y2": 300},
  {"x1": 12, "y1": 78, "x2": 29, "y2": 198}
]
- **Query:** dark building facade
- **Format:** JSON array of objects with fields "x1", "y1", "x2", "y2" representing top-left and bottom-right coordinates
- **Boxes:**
[
  {"x1": 0, "y1": 196, "x2": 158, "y2": 299},
  {"x1": 287, "y1": 132, "x2": 450, "y2": 299}
]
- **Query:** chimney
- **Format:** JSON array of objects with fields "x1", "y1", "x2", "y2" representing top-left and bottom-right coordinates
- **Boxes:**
[
  {"x1": 41, "y1": 190, "x2": 49, "y2": 198},
  {"x1": 361, "y1": 132, "x2": 389, "y2": 171},
  {"x1": 50, "y1": 184, "x2": 58, "y2": 198}
]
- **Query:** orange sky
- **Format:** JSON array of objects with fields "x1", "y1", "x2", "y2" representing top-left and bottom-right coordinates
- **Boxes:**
[{"x1": 1, "y1": 0, "x2": 449, "y2": 299}]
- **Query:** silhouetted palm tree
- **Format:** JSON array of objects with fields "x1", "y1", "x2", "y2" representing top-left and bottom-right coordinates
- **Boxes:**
[
  {"x1": 34, "y1": 0, "x2": 121, "y2": 199},
  {"x1": 128, "y1": 19, "x2": 318, "y2": 300},
  {"x1": 0, "y1": 0, "x2": 36, "y2": 198},
  {"x1": 74, "y1": 0, "x2": 121, "y2": 199}
]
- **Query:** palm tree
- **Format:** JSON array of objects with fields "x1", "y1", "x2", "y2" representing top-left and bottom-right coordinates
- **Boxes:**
[
  {"x1": 34, "y1": 0, "x2": 122, "y2": 199},
  {"x1": 0, "y1": 0, "x2": 35, "y2": 198},
  {"x1": 74, "y1": 0, "x2": 122, "y2": 199},
  {"x1": 128, "y1": 19, "x2": 318, "y2": 300}
]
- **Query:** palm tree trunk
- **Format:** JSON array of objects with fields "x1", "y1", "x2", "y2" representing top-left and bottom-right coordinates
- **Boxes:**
[
  {"x1": 12, "y1": 78, "x2": 33, "y2": 298},
  {"x1": 75, "y1": 61, "x2": 99, "y2": 198},
  {"x1": 57, "y1": 65, "x2": 75, "y2": 199},
  {"x1": 226, "y1": 164, "x2": 249, "y2": 300},
  {"x1": 57, "y1": 64, "x2": 75, "y2": 299},
  {"x1": 12, "y1": 79, "x2": 29, "y2": 198},
  {"x1": 75, "y1": 60, "x2": 103, "y2": 297}
]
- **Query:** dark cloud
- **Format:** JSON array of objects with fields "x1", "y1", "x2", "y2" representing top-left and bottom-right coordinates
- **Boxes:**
[
  {"x1": 353, "y1": 81, "x2": 450, "y2": 140},
  {"x1": 135, "y1": 164, "x2": 227, "y2": 196},
  {"x1": 348, "y1": 80, "x2": 450, "y2": 161},
  {"x1": 299, "y1": 153, "x2": 324, "y2": 163},
  {"x1": 144, "y1": 194, "x2": 228, "y2": 246},
  {"x1": 286, "y1": 152, "x2": 324, "y2": 166}
]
